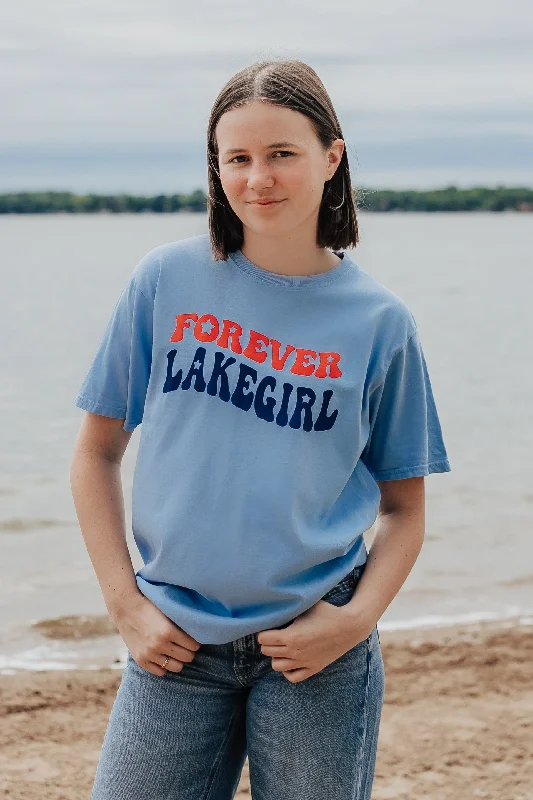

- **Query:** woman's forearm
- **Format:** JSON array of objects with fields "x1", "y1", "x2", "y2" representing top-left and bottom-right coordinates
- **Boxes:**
[
  {"x1": 70, "y1": 451, "x2": 141, "y2": 620},
  {"x1": 343, "y1": 507, "x2": 425, "y2": 633}
]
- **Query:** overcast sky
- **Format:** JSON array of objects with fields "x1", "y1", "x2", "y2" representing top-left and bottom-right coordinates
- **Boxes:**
[{"x1": 1, "y1": 0, "x2": 532, "y2": 192}]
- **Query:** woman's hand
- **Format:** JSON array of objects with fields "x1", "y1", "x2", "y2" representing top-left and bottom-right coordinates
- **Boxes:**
[
  {"x1": 112, "y1": 591, "x2": 201, "y2": 676},
  {"x1": 257, "y1": 600, "x2": 372, "y2": 683}
]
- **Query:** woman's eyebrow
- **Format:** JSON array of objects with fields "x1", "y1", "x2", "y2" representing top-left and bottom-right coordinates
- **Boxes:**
[{"x1": 223, "y1": 141, "x2": 299, "y2": 155}]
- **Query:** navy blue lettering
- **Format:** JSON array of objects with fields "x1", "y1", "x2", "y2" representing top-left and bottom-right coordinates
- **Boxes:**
[
  {"x1": 206, "y1": 350, "x2": 237, "y2": 401},
  {"x1": 314, "y1": 389, "x2": 338, "y2": 431},
  {"x1": 162, "y1": 348, "x2": 338, "y2": 432},
  {"x1": 289, "y1": 386, "x2": 316, "y2": 432},
  {"x1": 231, "y1": 363, "x2": 257, "y2": 411},
  {"x1": 163, "y1": 350, "x2": 182, "y2": 393},
  {"x1": 182, "y1": 347, "x2": 207, "y2": 392},
  {"x1": 275, "y1": 383, "x2": 294, "y2": 427},
  {"x1": 254, "y1": 376, "x2": 276, "y2": 422}
]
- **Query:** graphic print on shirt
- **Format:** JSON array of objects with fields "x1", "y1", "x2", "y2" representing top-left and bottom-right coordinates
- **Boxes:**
[{"x1": 163, "y1": 312, "x2": 342, "y2": 432}]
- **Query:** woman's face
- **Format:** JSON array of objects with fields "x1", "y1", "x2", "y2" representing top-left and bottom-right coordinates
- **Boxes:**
[{"x1": 215, "y1": 100, "x2": 344, "y2": 238}]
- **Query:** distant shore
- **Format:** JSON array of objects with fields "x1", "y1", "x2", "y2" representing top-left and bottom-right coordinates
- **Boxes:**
[
  {"x1": 1, "y1": 186, "x2": 533, "y2": 214},
  {"x1": 1, "y1": 616, "x2": 531, "y2": 799}
]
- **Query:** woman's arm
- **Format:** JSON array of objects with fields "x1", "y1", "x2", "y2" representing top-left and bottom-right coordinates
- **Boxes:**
[
  {"x1": 69, "y1": 412, "x2": 201, "y2": 675},
  {"x1": 257, "y1": 477, "x2": 425, "y2": 681},
  {"x1": 343, "y1": 476, "x2": 425, "y2": 633},
  {"x1": 69, "y1": 412, "x2": 141, "y2": 618}
]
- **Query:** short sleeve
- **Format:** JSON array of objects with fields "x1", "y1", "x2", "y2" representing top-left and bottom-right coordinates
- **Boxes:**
[
  {"x1": 360, "y1": 329, "x2": 451, "y2": 480},
  {"x1": 74, "y1": 274, "x2": 154, "y2": 432}
]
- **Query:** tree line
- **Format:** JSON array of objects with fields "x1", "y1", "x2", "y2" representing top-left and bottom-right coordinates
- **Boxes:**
[{"x1": 0, "y1": 186, "x2": 532, "y2": 214}]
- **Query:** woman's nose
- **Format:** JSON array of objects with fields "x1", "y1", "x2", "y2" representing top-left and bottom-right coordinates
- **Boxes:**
[{"x1": 246, "y1": 162, "x2": 275, "y2": 190}]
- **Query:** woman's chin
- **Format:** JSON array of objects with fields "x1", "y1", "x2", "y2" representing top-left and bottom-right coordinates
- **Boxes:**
[{"x1": 242, "y1": 215, "x2": 295, "y2": 236}]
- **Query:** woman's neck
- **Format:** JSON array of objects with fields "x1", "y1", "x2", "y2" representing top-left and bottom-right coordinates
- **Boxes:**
[{"x1": 240, "y1": 232, "x2": 342, "y2": 278}]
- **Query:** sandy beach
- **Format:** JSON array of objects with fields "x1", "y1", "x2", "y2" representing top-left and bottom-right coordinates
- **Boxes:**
[{"x1": 0, "y1": 617, "x2": 531, "y2": 800}]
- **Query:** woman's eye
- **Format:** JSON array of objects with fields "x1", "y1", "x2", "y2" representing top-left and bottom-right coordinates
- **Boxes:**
[{"x1": 229, "y1": 151, "x2": 294, "y2": 164}]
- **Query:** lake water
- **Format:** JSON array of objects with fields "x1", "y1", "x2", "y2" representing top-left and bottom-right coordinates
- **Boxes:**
[{"x1": 1, "y1": 211, "x2": 532, "y2": 672}]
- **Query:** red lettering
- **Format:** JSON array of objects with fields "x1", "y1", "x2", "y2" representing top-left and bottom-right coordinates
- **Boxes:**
[
  {"x1": 290, "y1": 348, "x2": 318, "y2": 376},
  {"x1": 270, "y1": 339, "x2": 296, "y2": 371},
  {"x1": 314, "y1": 352, "x2": 342, "y2": 378},
  {"x1": 169, "y1": 313, "x2": 343, "y2": 377},
  {"x1": 170, "y1": 313, "x2": 198, "y2": 342},
  {"x1": 194, "y1": 314, "x2": 219, "y2": 343},
  {"x1": 242, "y1": 330, "x2": 270, "y2": 364},
  {"x1": 217, "y1": 319, "x2": 243, "y2": 354}
]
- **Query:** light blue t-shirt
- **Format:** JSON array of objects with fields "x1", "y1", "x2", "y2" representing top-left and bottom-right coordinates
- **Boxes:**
[{"x1": 74, "y1": 233, "x2": 451, "y2": 644}]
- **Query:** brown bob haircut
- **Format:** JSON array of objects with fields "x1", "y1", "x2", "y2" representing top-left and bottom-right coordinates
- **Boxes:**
[{"x1": 207, "y1": 58, "x2": 359, "y2": 261}]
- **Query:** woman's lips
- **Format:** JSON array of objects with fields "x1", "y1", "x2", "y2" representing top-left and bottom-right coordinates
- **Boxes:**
[{"x1": 249, "y1": 199, "x2": 285, "y2": 207}]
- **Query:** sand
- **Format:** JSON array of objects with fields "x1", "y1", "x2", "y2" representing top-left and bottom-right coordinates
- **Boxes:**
[{"x1": 0, "y1": 618, "x2": 532, "y2": 800}]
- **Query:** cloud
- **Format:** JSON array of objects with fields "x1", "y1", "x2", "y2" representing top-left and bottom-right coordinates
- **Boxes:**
[{"x1": 1, "y1": 0, "x2": 532, "y2": 189}]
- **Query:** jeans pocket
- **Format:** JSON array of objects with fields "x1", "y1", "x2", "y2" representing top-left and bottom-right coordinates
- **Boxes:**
[{"x1": 320, "y1": 563, "x2": 366, "y2": 607}]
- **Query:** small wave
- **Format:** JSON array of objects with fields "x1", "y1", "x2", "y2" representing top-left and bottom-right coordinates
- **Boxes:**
[
  {"x1": 379, "y1": 606, "x2": 533, "y2": 632},
  {"x1": 499, "y1": 574, "x2": 533, "y2": 588},
  {"x1": 0, "y1": 642, "x2": 126, "y2": 674},
  {"x1": 2, "y1": 608, "x2": 532, "y2": 674},
  {"x1": 32, "y1": 614, "x2": 118, "y2": 640},
  {"x1": 398, "y1": 587, "x2": 449, "y2": 597},
  {"x1": 0, "y1": 517, "x2": 73, "y2": 533}
]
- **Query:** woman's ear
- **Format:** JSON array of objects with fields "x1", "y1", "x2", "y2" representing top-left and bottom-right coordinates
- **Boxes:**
[{"x1": 327, "y1": 139, "x2": 345, "y2": 179}]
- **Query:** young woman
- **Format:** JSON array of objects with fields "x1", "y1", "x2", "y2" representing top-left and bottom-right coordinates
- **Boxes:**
[{"x1": 71, "y1": 58, "x2": 450, "y2": 800}]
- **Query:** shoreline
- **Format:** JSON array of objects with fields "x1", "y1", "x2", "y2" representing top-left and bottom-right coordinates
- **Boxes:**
[
  {"x1": 1, "y1": 608, "x2": 532, "y2": 675},
  {"x1": 1, "y1": 616, "x2": 531, "y2": 799}
]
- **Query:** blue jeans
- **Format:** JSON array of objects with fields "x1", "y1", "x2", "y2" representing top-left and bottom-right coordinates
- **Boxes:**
[{"x1": 91, "y1": 563, "x2": 385, "y2": 799}]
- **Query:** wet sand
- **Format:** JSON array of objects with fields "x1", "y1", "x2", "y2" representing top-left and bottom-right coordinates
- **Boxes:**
[{"x1": 0, "y1": 618, "x2": 531, "y2": 799}]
